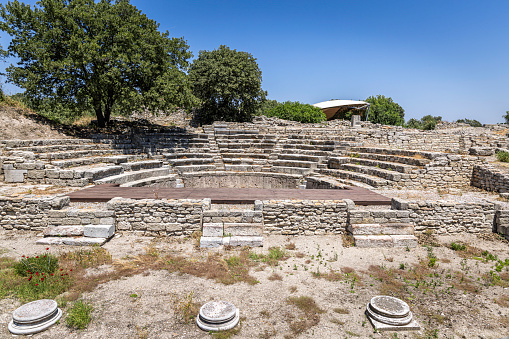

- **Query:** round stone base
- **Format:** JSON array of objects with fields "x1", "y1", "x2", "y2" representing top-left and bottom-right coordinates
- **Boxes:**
[
  {"x1": 8, "y1": 308, "x2": 62, "y2": 335},
  {"x1": 197, "y1": 308, "x2": 239, "y2": 331}
]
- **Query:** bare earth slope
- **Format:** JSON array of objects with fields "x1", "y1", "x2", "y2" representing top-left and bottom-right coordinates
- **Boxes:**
[{"x1": 0, "y1": 106, "x2": 70, "y2": 140}]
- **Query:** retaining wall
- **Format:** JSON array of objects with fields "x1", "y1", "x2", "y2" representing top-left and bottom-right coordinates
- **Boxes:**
[
  {"x1": 262, "y1": 200, "x2": 349, "y2": 235},
  {"x1": 392, "y1": 198, "x2": 497, "y2": 234},
  {"x1": 0, "y1": 196, "x2": 69, "y2": 231},
  {"x1": 471, "y1": 164, "x2": 509, "y2": 193},
  {"x1": 107, "y1": 197, "x2": 208, "y2": 236},
  {"x1": 182, "y1": 172, "x2": 302, "y2": 189}
]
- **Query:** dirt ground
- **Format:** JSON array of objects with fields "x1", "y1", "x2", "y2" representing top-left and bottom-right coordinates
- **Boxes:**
[{"x1": 0, "y1": 230, "x2": 508, "y2": 339}]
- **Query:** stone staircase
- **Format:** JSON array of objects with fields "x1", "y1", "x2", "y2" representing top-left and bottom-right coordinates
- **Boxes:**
[
  {"x1": 200, "y1": 203, "x2": 263, "y2": 248},
  {"x1": 319, "y1": 146, "x2": 429, "y2": 188},
  {"x1": 36, "y1": 208, "x2": 115, "y2": 246},
  {"x1": 270, "y1": 135, "x2": 335, "y2": 175},
  {"x1": 348, "y1": 208, "x2": 418, "y2": 248},
  {"x1": 215, "y1": 126, "x2": 277, "y2": 172}
]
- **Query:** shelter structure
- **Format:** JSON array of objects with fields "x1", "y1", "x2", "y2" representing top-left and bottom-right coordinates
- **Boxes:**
[{"x1": 313, "y1": 99, "x2": 370, "y2": 120}]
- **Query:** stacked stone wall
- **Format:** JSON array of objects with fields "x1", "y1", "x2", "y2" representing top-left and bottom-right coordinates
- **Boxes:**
[
  {"x1": 0, "y1": 196, "x2": 69, "y2": 231},
  {"x1": 108, "y1": 197, "x2": 207, "y2": 236},
  {"x1": 183, "y1": 172, "x2": 301, "y2": 189},
  {"x1": 471, "y1": 164, "x2": 509, "y2": 193},
  {"x1": 262, "y1": 200, "x2": 348, "y2": 235},
  {"x1": 392, "y1": 198, "x2": 497, "y2": 234}
]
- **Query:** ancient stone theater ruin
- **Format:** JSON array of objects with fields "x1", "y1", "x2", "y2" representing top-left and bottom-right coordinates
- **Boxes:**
[{"x1": 1, "y1": 116, "x2": 508, "y2": 247}]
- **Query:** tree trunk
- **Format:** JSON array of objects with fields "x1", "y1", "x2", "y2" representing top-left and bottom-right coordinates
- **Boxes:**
[{"x1": 94, "y1": 100, "x2": 106, "y2": 128}]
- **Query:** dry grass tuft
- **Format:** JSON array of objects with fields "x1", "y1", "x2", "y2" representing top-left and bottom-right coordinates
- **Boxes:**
[
  {"x1": 285, "y1": 296, "x2": 325, "y2": 335},
  {"x1": 341, "y1": 234, "x2": 354, "y2": 247},
  {"x1": 333, "y1": 307, "x2": 350, "y2": 314},
  {"x1": 268, "y1": 273, "x2": 283, "y2": 281},
  {"x1": 417, "y1": 229, "x2": 440, "y2": 247},
  {"x1": 285, "y1": 242, "x2": 296, "y2": 250}
]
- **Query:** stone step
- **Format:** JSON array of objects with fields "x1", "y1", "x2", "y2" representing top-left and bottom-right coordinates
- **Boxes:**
[
  {"x1": 270, "y1": 166, "x2": 315, "y2": 175},
  {"x1": 275, "y1": 149, "x2": 331, "y2": 157},
  {"x1": 168, "y1": 158, "x2": 215, "y2": 166},
  {"x1": 36, "y1": 237, "x2": 108, "y2": 246},
  {"x1": 94, "y1": 167, "x2": 171, "y2": 185},
  {"x1": 84, "y1": 224, "x2": 115, "y2": 238},
  {"x1": 52, "y1": 155, "x2": 133, "y2": 168},
  {"x1": 345, "y1": 151, "x2": 429, "y2": 167},
  {"x1": 338, "y1": 163, "x2": 408, "y2": 182},
  {"x1": 163, "y1": 152, "x2": 213, "y2": 159},
  {"x1": 224, "y1": 164, "x2": 263, "y2": 172},
  {"x1": 174, "y1": 164, "x2": 216, "y2": 173},
  {"x1": 272, "y1": 160, "x2": 317, "y2": 169},
  {"x1": 277, "y1": 154, "x2": 324, "y2": 163},
  {"x1": 353, "y1": 235, "x2": 418, "y2": 248},
  {"x1": 282, "y1": 144, "x2": 334, "y2": 151},
  {"x1": 120, "y1": 160, "x2": 163, "y2": 171},
  {"x1": 38, "y1": 149, "x2": 135, "y2": 161},
  {"x1": 224, "y1": 223, "x2": 263, "y2": 236},
  {"x1": 11, "y1": 143, "x2": 114, "y2": 153},
  {"x1": 318, "y1": 169, "x2": 391, "y2": 188},
  {"x1": 222, "y1": 158, "x2": 255, "y2": 165},
  {"x1": 119, "y1": 174, "x2": 179, "y2": 187},
  {"x1": 343, "y1": 157, "x2": 421, "y2": 173},
  {"x1": 43, "y1": 226, "x2": 84, "y2": 237},
  {"x1": 202, "y1": 210, "x2": 262, "y2": 223},
  {"x1": 199, "y1": 236, "x2": 263, "y2": 248},
  {"x1": 220, "y1": 153, "x2": 270, "y2": 160},
  {"x1": 83, "y1": 165, "x2": 124, "y2": 181},
  {"x1": 350, "y1": 147, "x2": 434, "y2": 163},
  {"x1": 3, "y1": 139, "x2": 92, "y2": 148},
  {"x1": 347, "y1": 223, "x2": 414, "y2": 236}
]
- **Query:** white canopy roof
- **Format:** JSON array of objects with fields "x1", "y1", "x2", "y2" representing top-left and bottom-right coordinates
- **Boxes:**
[
  {"x1": 312, "y1": 100, "x2": 369, "y2": 120},
  {"x1": 313, "y1": 99, "x2": 368, "y2": 109}
]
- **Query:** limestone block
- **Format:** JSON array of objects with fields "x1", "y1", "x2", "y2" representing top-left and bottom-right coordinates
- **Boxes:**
[
  {"x1": 200, "y1": 237, "x2": 223, "y2": 248},
  {"x1": 4, "y1": 167, "x2": 27, "y2": 183},
  {"x1": 391, "y1": 235, "x2": 418, "y2": 248},
  {"x1": 84, "y1": 224, "x2": 115, "y2": 238},
  {"x1": 202, "y1": 223, "x2": 223, "y2": 237},
  {"x1": 43, "y1": 226, "x2": 84, "y2": 237},
  {"x1": 354, "y1": 235, "x2": 392, "y2": 248},
  {"x1": 229, "y1": 236, "x2": 263, "y2": 247}
]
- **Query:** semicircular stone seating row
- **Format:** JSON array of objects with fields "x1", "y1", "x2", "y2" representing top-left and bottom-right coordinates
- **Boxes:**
[{"x1": 1, "y1": 127, "x2": 430, "y2": 190}]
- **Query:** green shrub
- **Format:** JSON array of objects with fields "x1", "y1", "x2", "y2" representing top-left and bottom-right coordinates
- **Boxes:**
[
  {"x1": 14, "y1": 253, "x2": 59, "y2": 277},
  {"x1": 265, "y1": 101, "x2": 326, "y2": 123},
  {"x1": 66, "y1": 300, "x2": 93, "y2": 329},
  {"x1": 405, "y1": 115, "x2": 442, "y2": 130},
  {"x1": 496, "y1": 151, "x2": 509, "y2": 163},
  {"x1": 456, "y1": 118, "x2": 482, "y2": 127},
  {"x1": 450, "y1": 242, "x2": 466, "y2": 251},
  {"x1": 365, "y1": 95, "x2": 405, "y2": 126}
]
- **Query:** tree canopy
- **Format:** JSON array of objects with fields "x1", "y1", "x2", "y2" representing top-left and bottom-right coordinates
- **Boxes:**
[
  {"x1": 189, "y1": 45, "x2": 265, "y2": 124},
  {"x1": 264, "y1": 101, "x2": 326, "y2": 123},
  {"x1": 365, "y1": 95, "x2": 405, "y2": 126},
  {"x1": 0, "y1": 0, "x2": 196, "y2": 127}
]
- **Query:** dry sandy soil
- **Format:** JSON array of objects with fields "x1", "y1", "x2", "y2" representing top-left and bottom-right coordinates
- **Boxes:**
[{"x1": 0, "y1": 230, "x2": 508, "y2": 339}]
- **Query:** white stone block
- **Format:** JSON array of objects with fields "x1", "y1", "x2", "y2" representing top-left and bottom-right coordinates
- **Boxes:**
[{"x1": 84, "y1": 224, "x2": 115, "y2": 238}]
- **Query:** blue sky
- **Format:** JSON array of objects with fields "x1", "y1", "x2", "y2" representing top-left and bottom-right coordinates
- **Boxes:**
[{"x1": 1, "y1": 0, "x2": 508, "y2": 123}]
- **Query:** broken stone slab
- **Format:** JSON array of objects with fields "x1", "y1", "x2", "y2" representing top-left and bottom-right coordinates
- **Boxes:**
[
  {"x1": 200, "y1": 237, "x2": 223, "y2": 248},
  {"x1": 223, "y1": 223, "x2": 263, "y2": 236},
  {"x1": 391, "y1": 235, "x2": 418, "y2": 248},
  {"x1": 202, "y1": 223, "x2": 223, "y2": 237},
  {"x1": 37, "y1": 237, "x2": 107, "y2": 246},
  {"x1": 353, "y1": 235, "x2": 392, "y2": 248},
  {"x1": 43, "y1": 226, "x2": 84, "y2": 237},
  {"x1": 3, "y1": 164, "x2": 27, "y2": 183},
  {"x1": 228, "y1": 236, "x2": 263, "y2": 247},
  {"x1": 83, "y1": 225, "x2": 115, "y2": 238}
]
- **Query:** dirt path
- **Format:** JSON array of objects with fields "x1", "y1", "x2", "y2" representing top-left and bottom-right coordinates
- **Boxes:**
[{"x1": 0, "y1": 231, "x2": 508, "y2": 338}]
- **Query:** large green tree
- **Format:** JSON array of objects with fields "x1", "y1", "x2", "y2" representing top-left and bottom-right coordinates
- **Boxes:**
[
  {"x1": 365, "y1": 95, "x2": 405, "y2": 126},
  {"x1": 189, "y1": 45, "x2": 265, "y2": 124},
  {"x1": 0, "y1": 0, "x2": 196, "y2": 127}
]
